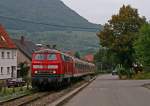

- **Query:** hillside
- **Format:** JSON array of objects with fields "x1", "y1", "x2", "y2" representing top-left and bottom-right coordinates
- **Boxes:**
[
  {"x1": 0, "y1": 0, "x2": 101, "y2": 54},
  {"x1": 0, "y1": 0, "x2": 101, "y2": 32},
  {"x1": 8, "y1": 30, "x2": 99, "y2": 55}
]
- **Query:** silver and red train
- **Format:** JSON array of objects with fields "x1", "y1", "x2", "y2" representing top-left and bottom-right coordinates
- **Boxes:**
[{"x1": 31, "y1": 49, "x2": 95, "y2": 89}]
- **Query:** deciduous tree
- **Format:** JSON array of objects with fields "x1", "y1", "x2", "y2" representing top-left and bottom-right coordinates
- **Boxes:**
[
  {"x1": 97, "y1": 5, "x2": 146, "y2": 67},
  {"x1": 134, "y1": 24, "x2": 150, "y2": 66},
  {"x1": 74, "y1": 51, "x2": 81, "y2": 59}
]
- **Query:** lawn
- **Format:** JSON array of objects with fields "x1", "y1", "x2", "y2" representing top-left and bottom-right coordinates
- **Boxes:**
[
  {"x1": 134, "y1": 71, "x2": 150, "y2": 80},
  {"x1": 0, "y1": 86, "x2": 33, "y2": 102}
]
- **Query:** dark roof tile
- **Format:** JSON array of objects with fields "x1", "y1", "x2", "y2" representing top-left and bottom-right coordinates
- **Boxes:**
[{"x1": 13, "y1": 38, "x2": 38, "y2": 60}]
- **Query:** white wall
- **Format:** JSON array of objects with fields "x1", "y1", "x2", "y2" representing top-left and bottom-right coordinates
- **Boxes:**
[{"x1": 0, "y1": 49, "x2": 17, "y2": 80}]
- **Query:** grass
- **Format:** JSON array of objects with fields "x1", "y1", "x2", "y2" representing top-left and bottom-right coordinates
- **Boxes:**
[
  {"x1": 133, "y1": 71, "x2": 150, "y2": 80},
  {"x1": 0, "y1": 86, "x2": 33, "y2": 102}
]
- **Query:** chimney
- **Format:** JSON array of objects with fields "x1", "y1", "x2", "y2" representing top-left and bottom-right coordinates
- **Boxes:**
[
  {"x1": 20, "y1": 36, "x2": 25, "y2": 45},
  {"x1": 46, "y1": 44, "x2": 51, "y2": 49}
]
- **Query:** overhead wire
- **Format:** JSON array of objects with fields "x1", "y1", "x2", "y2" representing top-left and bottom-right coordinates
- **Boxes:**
[{"x1": 0, "y1": 15, "x2": 99, "y2": 30}]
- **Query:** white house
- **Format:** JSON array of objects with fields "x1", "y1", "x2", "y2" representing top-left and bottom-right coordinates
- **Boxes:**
[{"x1": 0, "y1": 25, "x2": 17, "y2": 80}]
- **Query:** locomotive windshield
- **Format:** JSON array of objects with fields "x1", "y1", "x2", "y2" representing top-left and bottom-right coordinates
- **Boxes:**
[
  {"x1": 34, "y1": 53, "x2": 57, "y2": 60},
  {"x1": 47, "y1": 54, "x2": 57, "y2": 60},
  {"x1": 34, "y1": 54, "x2": 46, "y2": 60}
]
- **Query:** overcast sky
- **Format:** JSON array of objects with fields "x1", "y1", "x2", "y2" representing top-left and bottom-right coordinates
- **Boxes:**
[{"x1": 61, "y1": 0, "x2": 149, "y2": 24}]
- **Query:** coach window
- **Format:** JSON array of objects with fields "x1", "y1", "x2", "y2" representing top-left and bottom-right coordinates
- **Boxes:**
[
  {"x1": 79, "y1": 64, "x2": 82, "y2": 69},
  {"x1": 80, "y1": 64, "x2": 82, "y2": 70},
  {"x1": 79, "y1": 64, "x2": 81, "y2": 69},
  {"x1": 76, "y1": 63, "x2": 79, "y2": 69},
  {"x1": 75, "y1": 63, "x2": 77, "y2": 68},
  {"x1": 78, "y1": 63, "x2": 80, "y2": 69},
  {"x1": 75, "y1": 63, "x2": 79, "y2": 68},
  {"x1": 47, "y1": 54, "x2": 57, "y2": 60},
  {"x1": 83, "y1": 64, "x2": 85, "y2": 71},
  {"x1": 81, "y1": 64, "x2": 83, "y2": 70},
  {"x1": 88, "y1": 65, "x2": 89, "y2": 71},
  {"x1": 82, "y1": 64, "x2": 84, "y2": 69}
]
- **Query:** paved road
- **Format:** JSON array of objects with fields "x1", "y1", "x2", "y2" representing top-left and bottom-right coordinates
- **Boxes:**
[{"x1": 64, "y1": 74, "x2": 150, "y2": 106}]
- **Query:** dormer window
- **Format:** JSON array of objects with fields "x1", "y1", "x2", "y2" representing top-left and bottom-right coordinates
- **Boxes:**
[{"x1": 1, "y1": 36, "x2": 6, "y2": 42}]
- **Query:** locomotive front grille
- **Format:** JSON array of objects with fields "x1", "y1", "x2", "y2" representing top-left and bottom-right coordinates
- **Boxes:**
[{"x1": 34, "y1": 70, "x2": 55, "y2": 75}]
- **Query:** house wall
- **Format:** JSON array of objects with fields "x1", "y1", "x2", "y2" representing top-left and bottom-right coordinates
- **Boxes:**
[
  {"x1": 17, "y1": 50, "x2": 31, "y2": 77},
  {"x1": 0, "y1": 49, "x2": 17, "y2": 80}
]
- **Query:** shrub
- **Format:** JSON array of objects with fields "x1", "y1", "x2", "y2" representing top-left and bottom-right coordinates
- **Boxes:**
[{"x1": 116, "y1": 64, "x2": 127, "y2": 79}]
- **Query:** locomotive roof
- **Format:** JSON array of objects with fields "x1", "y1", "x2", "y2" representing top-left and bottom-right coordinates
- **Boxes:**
[
  {"x1": 34, "y1": 48, "x2": 73, "y2": 57},
  {"x1": 73, "y1": 57, "x2": 95, "y2": 66},
  {"x1": 34, "y1": 49, "x2": 61, "y2": 54}
]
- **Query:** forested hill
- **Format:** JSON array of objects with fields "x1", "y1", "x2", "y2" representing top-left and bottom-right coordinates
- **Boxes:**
[
  {"x1": 8, "y1": 30, "x2": 99, "y2": 55},
  {"x1": 0, "y1": 0, "x2": 101, "y2": 32}
]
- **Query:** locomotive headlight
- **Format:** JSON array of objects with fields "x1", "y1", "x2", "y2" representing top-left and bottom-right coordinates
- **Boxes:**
[
  {"x1": 53, "y1": 70, "x2": 56, "y2": 74},
  {"x1": 48, "y1": 65, "x2": 58, "y2": 69},
  {"x1": 34, "y1": 71, "x2": 38, "y2": 74}
]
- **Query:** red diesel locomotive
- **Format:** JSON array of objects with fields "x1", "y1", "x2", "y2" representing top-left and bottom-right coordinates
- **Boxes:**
[{"x1": 31, "y1": 49, "x2": 95, "y2": 89}]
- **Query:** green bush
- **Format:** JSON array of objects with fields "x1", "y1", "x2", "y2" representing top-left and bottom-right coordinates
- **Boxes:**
[
  {"x1": 116, "y1": 64, "x2": 134, "y2": 79},
  {"x1": 116, "y1": 64, "x2": 126, "y2": 74}
]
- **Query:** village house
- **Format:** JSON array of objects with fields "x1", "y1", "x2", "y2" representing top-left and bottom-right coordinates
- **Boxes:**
[
  {"x1": 13, "y1": 36, "x2": 38, "y2": 78},
  {"x1": 0, "y1": 25, "x2": 17, "y2": 80},
  {"x1": 84, "y1": 54, "x2": 94, "y2": 62}
]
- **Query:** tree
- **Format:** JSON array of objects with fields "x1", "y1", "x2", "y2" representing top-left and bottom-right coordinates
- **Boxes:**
[
  {"x1": 18, "y1": 61, "x2": 30, "y2": 89},
  {"x1": 74, "y1": 51, "x2": 81, "y2": 59},
  {"x1": 97, "y1": 5, "x2": 146, "y2": 68},
  {"x1": 134, "y1": 24, "x2": 150, "y2": 66},
  {"x1": 19, "y1": 62, "x2": 29, "y2": 78},
  {"x1": 94, "y1": 47, "x2": 115, "y2": 72}
]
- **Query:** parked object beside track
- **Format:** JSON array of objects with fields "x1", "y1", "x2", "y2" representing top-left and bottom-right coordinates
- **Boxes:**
[{"x1": 7, "y1": 78, "x2": 26, "y2": 88}]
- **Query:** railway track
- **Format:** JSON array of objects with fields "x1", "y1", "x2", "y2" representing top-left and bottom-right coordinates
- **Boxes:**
[
  {"x1": 0, "y1": 91, "x2": 52, "y2": 106},
  {"x1": 25, "y1": 80, "x2": 87, "y2": 106},
  {"x1": 0, "y1": 79, "x2": 90, "y2": 106}
]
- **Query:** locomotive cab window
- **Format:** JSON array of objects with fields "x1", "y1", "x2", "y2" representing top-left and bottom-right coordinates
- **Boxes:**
[
  {"x1": 47, "y1": 54, "x2": 57, "y2": 60},
  {"x1": 34, "y1": 54, "x2": 46, "y2": 60}
]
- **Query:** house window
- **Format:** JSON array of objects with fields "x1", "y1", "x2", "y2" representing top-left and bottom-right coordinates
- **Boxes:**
[
  {"x1": 1, "y1": 67, "x2": 3, "y2": 75},
  {"x1": 1, "y1": 52, "x2": 4, "y2": 58},
  {"x1": 11, "y1": 66, "x2": 16, "y2": 78},
  {"x1": 12, "y1": 51, "x2": 16, "y2": 59},
  {"x1": 7, "y1": 52, "x2": 10, "y2": 59},
  {"x1": 7, "y1": 67, "x2": 10, "y2": 74}
]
